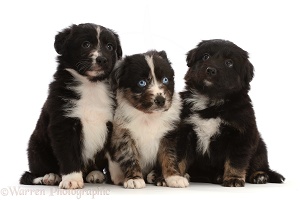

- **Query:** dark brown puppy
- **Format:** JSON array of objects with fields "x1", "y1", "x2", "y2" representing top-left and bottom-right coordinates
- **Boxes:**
[{"x1": 177, "y1": 39, "x2": 284, "y2": 187}]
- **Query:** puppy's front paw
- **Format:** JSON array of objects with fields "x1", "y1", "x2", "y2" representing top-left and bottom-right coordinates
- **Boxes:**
[
  {"x1": 43, "y1": 173, "x2": 61, "y2": 185},
  {"x1": 223, "y1": 177, "x2": 245, "y2": 187},
  {"x1": 165, "y1": 175, "x2": 189, "y2": 188},
  {"x1": 123, "y1": 178, "x2": 145, "y2": 189},
  {"x1": 59, "y1": 172, "x2": 84, "y2": 189},
  {"x1": 85, "y1": 170, "x2": 105, "y2": 183}
]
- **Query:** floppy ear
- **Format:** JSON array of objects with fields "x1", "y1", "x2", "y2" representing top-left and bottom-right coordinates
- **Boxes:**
[
  {"x1": 186, "y1": 48, "x2": 196, "y2": 67},
  {"x1": 245, "y1": 61, "x2": 254, "y2": 83},
  {"x1": 54, "y1": 25, "x2": 74, "y2": 54},
  {"x1": 110, "y1": 59, "x2": 125, "y2": 91},
  {"x1": 109, "y1": 29, "x2": 123, "y2": 60}
]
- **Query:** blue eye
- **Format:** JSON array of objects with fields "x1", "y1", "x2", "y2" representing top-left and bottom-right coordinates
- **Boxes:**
[
  {"x1": 162, "y1": 77, "x2": 169, "y2": 84},
  {"x1": 138, "y1": 80, "x2": 147, "y2": 87}
]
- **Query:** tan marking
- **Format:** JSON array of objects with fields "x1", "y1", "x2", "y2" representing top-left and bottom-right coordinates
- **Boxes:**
[
  {"x1": 158, "y1": 138, "x2": 180, "y2": 179},
  {"x1": 223, "y1": 160, "x2": 246, "y2": 182}
]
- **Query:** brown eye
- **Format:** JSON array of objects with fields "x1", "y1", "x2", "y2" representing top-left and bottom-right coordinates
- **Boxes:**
[
  {"x1": 82, "y1": 41, "x2": 91, "y2": 48},
  {"x1": 225, "y1": 59, "x2": 233, "y2": 68},
  {"x1": 202, "y1": 53, "x2": 210, "y2": 61},
  {"x1": 106, "y1": 43, "x2": 113, "y2": 51}
]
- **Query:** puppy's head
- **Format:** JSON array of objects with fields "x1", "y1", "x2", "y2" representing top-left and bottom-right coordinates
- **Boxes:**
[
  {"x1": 54, "y1": 23, "x2": 122, "y2": 81},
  {"x1": 112, "y1": 50, "x2": 175, "y2": 113},
  {"x1": 185, "y1": 39, "x2": 254, "y2": 98}
]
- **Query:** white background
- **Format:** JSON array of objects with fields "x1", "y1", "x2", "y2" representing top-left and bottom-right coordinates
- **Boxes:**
[{"x1": 0, "y1": 0, "x2": 303, "y2": 199}]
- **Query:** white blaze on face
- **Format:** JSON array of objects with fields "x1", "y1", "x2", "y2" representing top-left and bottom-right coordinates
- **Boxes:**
[
  {"x1": 145, "y1": 55, "x2": 165, "y2": 96},
  {"x1": 91, "y1": 26, "x2": 102, "y2": 64}
]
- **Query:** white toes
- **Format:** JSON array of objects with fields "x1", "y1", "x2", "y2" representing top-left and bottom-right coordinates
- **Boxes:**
[
  {"x1": 59, "y1": 172, "x2": 84, "y2": 189},
  {"x1": 165, "y1": 175, "x2": 189, "y2": 188},
  {"x1": 123, "y1": 178, "x2": 146, "y2": 189},
  {"x1": 43, "y1": 173, "x2": 61, "y2": 185},
  {"x1": 85, "y1": 170, "x2": 105, "y2": 183}
]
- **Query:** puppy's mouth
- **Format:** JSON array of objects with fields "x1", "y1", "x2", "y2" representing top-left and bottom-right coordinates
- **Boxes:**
[{"x1": 85, "y1": 65, "x2": 105, "y2": 77}]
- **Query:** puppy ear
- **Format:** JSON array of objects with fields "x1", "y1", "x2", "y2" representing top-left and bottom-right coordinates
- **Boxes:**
[
  {"x1": 158, "y1": 50, "x2": 168, "y2": 60},
  {"x1": 109, "y1": 29, "x2": 123, "y2": 60},
  {"x1": 245, "y1": 61, "x2": 254, "y2": 83},
  {"x1": 187, "y1": 48, "x2": 199, "y2": 67},
  {"x1": 54, "y1": 25, "x2": 74, "y2": 54},
  {"x1": 110, "y1": 59, "x2": 124, "y2": 91}
]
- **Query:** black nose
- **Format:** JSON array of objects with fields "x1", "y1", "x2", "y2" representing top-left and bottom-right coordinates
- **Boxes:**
[
  {"x1": 154, "y1": 95, "x2": 166, "y2": 107},
  {"x1": 206, "y1": 67, "x2": 217, "y2": 76},
  {"x1": 96, "y1": 56, "x2": 107, "y2": 65}
]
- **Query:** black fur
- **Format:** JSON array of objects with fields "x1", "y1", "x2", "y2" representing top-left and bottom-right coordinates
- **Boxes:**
[
  {"x1": 20, "y1": 23, "x2": 122, "y2": 188},
  {"x1": 178, "y1": 39, "x2": 284, "y2": 186}
]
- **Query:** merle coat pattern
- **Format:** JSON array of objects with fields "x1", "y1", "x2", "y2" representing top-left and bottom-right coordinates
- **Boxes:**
[
  {"x1": 20, "y1": 23, "x2": 122, "y2": 189},
  {"x1": 177, "y1": 39, "x2": 285, "y2": 187},
  {"x1": 107, "y1": 50, "x2": 189, "y2": 189}
]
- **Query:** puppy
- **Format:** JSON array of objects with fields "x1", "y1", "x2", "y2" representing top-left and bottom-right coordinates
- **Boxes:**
[
  {"x1": 20, "y1": 23, "x2": 122, "y2": 189},
  {"x1": 177, "y1": 39, "x2": 285, "y2": 187},
  {"x1": 107, "y1": 50, "x2": 189, "y2": 189}
]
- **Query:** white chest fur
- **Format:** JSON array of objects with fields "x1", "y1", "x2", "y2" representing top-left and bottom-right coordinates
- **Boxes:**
[
  {"x1": 185, "y1": 91, "x2": 222, "y2": 155},
  {"x1": 115, "y1": 92, "x2": 181, "y2": 175},
  {"x1": 186, "y1": 115, "x2": 221, "y2": 155},
  {"x1": 65, "y1": 69, "x2": 114, "y2": 164}
]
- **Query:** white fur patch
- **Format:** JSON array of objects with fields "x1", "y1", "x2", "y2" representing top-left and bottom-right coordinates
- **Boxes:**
[
  {"x1": 107, "y1": 154, "x2": 124, "y2": 185},
  {"x1": 145, "y1": 55, "x2": 165, "y2": 95},
  {"x1": 124, "y1": 178, "x2": 146, "y2": 189},
  {"x1": 65, "y1": 68, "x2": 114, "y2": 164},
  {"x1": 165, "y1": 175, "x2": 189, "y2": 188},
  {"x1": 185, "y1": 91, "x2": 209, "y2": 111},
  {"x1": 204, "y1": 80, "x2": 213, "y2": 86},
  {"x1": 90, "y1": 27, "x2": 102, "y2": 64},
  {"x1": 146, "y1": 170, "x2": 156, "y2": 184},
  {"x1": 96, "y1": 26, "x2": 101, "y2": 49},
  {"x1": 33, "y1": 173, "x2": 61, "y2": 185},
  {"x1": 115, "y1": 91, "x2": 181, "y2": 176},
  {"x1": 85, "y1": 170, "x2": 105, "y2": 183},
  {"x1": 43, "y1": 173, "x2": 61, "y2": 185},
  {"x1": 187, "y1": 114, "x2": 221, "y2": 155},
  {"x1": 59, "y1": 171, "x2": 84, "y2": 189},
  {"x1": 185, "y1": 90, "x2": 222, "y2": 154}
]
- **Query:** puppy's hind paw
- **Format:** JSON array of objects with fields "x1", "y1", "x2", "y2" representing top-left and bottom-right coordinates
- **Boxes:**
[
  {"x1": 165, "y1": 175, "x2": 189, "y2": 188},
  {"x1": 249, "y1": 171, "x2": 269, "y2": 184},
  {"x1": 85, "y1": 170, "x2": 105, "y2": 183},
  {"x1": 124, "y1": 178, "x2": 145, "y2": 189},
  {"x1": 147, "y1": 170, "x2": 156, "y2": 184}
]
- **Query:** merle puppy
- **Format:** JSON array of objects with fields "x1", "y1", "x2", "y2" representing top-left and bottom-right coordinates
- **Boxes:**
[
  {"x1": 107, "y1": 50, "x2": 189, "y2": 189},
  {"x1": 20, "y1": 23, "x2": 122, "y2": 189},
  {"x1": 178, "y1": 39, "x2": 284, "y2": 187}
]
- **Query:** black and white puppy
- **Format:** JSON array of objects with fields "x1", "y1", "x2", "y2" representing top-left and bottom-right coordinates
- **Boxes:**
[
  {"x1": 177, "y1": 39, "x2": 285, "y2": 186},
  {"x1": 20, "y1": 23, "x2": 122, "y2": 189},
  {"x1": 107, "y1": 50, "x2": 189, "y2": 189}
]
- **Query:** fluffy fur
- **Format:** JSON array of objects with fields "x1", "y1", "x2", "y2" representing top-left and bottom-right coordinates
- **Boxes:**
[
  {"x1": 20, "y1": 23, "x2": 122, "y2": 189},
  {"x1": 177, "y1": 39, "x2": 285, "y2": 187},
  {"x1": 107, "y1": 50, "x2": 189, "y2": 189}
]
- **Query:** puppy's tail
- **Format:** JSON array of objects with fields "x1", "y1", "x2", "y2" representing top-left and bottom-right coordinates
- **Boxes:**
[
  {"x1": 19, "y1": 171, "x2": 39, "y2": 185},
  {"x1": 267, "y1": 169, "x2": 285, "y2": 183}
]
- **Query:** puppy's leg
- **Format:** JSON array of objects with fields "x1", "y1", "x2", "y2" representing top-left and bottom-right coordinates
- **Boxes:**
[
  {"x1": 50, "y1": 118, "x2": 84, "y2": 189},
  {"x1": 158, "y1": 133, "x2": 189, "y2": 188},
  {"x1": 246, "y1": 138, "x2": 285, "y2": 184},
  {"x1": 223, "y1": 159, "x2": 247, "y2": 187},
  {"x1": 20, "y1": 110, "x2": 61, "y2": 185},
  {"x1": 109, "y1": 127, "x2": 145, "y2": 189}
]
